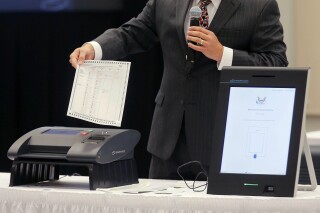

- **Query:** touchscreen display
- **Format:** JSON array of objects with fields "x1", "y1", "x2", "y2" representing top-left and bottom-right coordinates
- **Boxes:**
[
  {"x1": 220, "y1": 87, "x2": 296, "y2": 175},
  {"x1": 42, "y1": 129, "x2": 83, "y2": 135}
]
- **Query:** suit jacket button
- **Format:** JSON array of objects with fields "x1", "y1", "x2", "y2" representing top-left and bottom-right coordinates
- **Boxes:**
[{"x1": 180, "y1": 100, "x2": 184, "y2": 105}]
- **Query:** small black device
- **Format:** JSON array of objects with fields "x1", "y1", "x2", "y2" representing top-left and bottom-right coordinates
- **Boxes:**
[
  {"x1": 207, "y1": 67, "x2": 310, "y2": 197},
  {"x1": 7, "y1": 126, "x2": 140, "y2": 190},
  {"x1": 187, "y1": 6, "x2": 202, "y2": 63}
]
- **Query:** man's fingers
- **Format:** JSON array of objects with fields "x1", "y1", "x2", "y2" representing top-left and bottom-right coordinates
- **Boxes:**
[
  {"x1": 187, "y1": 36, "x2": 207, "y2": 46},
  {"x1": 187, "y1": 31, "x2": 210, "y2": 41},
  {"x1": 188, "y1": 42, "x2": 205, "y2": 52},
  {"x1": 186, "y1": 35, "x2": 199, "y2": 44},
  {"x1": 70, "y1": 58, "x2": 78, "y2": 69},
  {"x1": 189, "y1": 26, "x2": 210, "y2": 34},
  {"x1": 78, "y1": 49, "x2": 87, "y2": 65},
  {"x1": 69, "y1": 49, "x2": 80, "y2": 69},
  {"x1": 187, "y1": 31, "x2": 202, "y2": 38},
  {"x1": 188, "y1": 26, "x2": 215, "y2": 43},
  {"x1": 69, "y1": 44, "x2": 95, "y2": 69}
]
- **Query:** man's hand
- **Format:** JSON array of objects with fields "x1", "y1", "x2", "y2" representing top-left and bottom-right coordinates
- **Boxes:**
[
  {"x1": 69, "y1": 43, "x2": 95, "y2": 69},
  {"x1": 187, "y1": 26, "x2": 223, "y2": 63}
]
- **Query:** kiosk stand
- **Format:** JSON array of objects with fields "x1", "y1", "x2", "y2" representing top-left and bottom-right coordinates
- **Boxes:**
[{"x1": 298, "y1": 134, "x2": 317, "y2": 191}]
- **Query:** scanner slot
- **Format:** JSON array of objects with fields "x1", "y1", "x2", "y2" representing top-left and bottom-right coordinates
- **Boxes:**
[
  {"x1": 28, "y1": 145, "x2": 70, "y2": 154},
  {"x1": 82, "y1": 135, "x2": 107, "y2": 144},
  {"x1": 19, "y1": 153, "x2": 67, "y2": 160},
  {"x1": 88, "y1": 136, "x2": 105, "y2": 141}
]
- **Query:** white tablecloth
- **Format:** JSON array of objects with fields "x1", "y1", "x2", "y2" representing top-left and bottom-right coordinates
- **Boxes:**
[{"x1": 1, "y1": 173, "x2": 320, "y2": 213}]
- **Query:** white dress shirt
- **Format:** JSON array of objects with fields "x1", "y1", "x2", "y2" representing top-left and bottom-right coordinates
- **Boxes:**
[{"x1": 89, "y1": 0, "x2": 233, "y2": 70}]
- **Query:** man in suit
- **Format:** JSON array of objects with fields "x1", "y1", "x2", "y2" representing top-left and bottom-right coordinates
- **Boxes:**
[{"x1": 70, "y1": 0, "x2": 288, "y2": 180}]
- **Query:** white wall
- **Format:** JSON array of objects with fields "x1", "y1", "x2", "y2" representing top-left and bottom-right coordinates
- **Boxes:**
[
  {"x1": 277, "y1": 0, "x2": 295, "y2": 66},
  {"x1": 294, "y1": 1, "x2": 320, "y2": 115},
  {"x1": 277, "y1": 0, "x2": 320, "y2": 115}
]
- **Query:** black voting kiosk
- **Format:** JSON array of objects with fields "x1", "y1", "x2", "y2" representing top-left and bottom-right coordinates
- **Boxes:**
[
  {"x1": 7, "y1": 127, "x2": 140, "y2": 190},
  {"x1": 207, "y1": 67, "x2": 316, "y2": 197}
]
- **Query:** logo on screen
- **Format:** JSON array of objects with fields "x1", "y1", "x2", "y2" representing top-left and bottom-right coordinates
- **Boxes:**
[{"x1": 256, "y1": 96, "x2": 267, "y2": 105}]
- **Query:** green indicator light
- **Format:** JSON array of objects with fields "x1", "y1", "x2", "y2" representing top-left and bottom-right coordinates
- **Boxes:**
[{"x1": 244, "y1": 183, "x2": 259, "y2": 187}]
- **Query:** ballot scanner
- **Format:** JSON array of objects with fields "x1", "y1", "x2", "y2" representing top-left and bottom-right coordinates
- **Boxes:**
[{"x1": 7, "y1": 127, "x2": 140, "y2": 190}]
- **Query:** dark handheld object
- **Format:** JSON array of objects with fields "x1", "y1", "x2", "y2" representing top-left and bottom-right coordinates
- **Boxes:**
[{"x1": 187, "y1": 6, "x2": 202, "y2": 63}]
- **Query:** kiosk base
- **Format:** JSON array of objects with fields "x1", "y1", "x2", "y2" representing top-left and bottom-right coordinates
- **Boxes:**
[{"x1": 9, "y1": 159, "x2": 139, "y2": 190}]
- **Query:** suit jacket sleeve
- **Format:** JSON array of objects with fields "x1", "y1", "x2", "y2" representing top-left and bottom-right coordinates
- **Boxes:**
[
  {"x1": 232, "y1": 0, "x2": 288, "y2": 67},
  {"x1": 94, "y1": 0, "x2": 159, "y2": 60}
]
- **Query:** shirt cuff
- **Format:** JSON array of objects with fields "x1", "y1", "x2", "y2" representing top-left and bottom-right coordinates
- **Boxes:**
[
  {"x1": 217, "y1": 46, "x2": 233, "y2": 71},
  {"x1": 87, "y1": 41, "x2": 103, "y2": 60}
]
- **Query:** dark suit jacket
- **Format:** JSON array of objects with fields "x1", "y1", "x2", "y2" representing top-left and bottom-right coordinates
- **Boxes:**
[{"x1": 94, "y1": 0, "x2": 288, "y2": 167}]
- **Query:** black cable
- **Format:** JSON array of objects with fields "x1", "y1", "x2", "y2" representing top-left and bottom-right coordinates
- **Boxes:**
[{"x1": 177, "y1": 161, "x2": 208, "y2": 192}]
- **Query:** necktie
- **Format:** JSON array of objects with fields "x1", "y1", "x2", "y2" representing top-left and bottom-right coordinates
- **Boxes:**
[{"x1": 199, "y1": 0, "x2": 212, "y2": 29}]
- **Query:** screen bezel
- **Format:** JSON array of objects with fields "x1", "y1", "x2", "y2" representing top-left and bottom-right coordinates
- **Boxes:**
[{"x1": 207, "y1": 67, "x2": 309, "y2": 197}]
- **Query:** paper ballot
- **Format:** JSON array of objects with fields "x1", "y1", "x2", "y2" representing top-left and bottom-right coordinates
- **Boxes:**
[{"x1": 67, "y1": 60, "x2": 131, "y2": 127}]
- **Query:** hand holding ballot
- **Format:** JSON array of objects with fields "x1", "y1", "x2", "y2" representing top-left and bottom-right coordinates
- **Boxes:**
[
  {"x1": 67, "y1": 60, "x2": 131, "y2": 127},
  {"x1": 69, "y1": 43, "x2": 95, "y2": 68}
]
